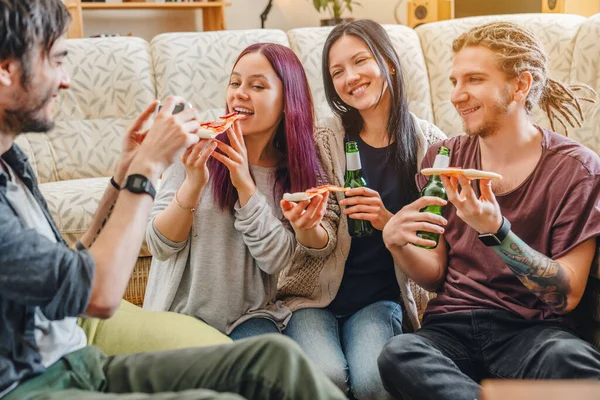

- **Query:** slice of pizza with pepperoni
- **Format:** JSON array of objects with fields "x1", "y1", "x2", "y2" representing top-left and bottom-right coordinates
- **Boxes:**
[
  {"x1": 283, "y1": 185, "x2": 348, "y2": 202},
  {"x1": 197, "y1": 112, "x2": 246, "y2": 139}
]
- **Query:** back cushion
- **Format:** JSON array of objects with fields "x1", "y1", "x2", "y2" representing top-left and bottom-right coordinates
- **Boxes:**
[
  {"x1": 287, "y1": 25, "x2": 434, "y2": 126},
  {"x1": 151, "y1": 30, "x2": 289, "y2": 121},
  {"x1": 15, "y1": 37, "x2": 156, "y2": 183},
  {"x1": 417, "y1": 14, "x2": 586, "y2": 137},
  {"x1": 570, "y1": 14, "x2": 600, "y2": 156}
]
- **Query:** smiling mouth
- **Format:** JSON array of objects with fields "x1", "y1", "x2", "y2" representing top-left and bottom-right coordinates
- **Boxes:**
[
  {"x1": 234, "y1": 107, "x2": 255, "y2": 116},
  {"x1": 350, "y1": 83, "x2": 369, "y2": 96},
  {"x1": 459, "y1": 106, "x2": 480, "y2": 116}
]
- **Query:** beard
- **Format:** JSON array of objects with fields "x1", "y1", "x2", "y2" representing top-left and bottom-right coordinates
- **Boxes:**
[
  {"x1": 3, "y1": 80, "x2": 55, "y2": 134},
  {"x1": 464, "y1": 90, "x2": 512, "y2": 138}
]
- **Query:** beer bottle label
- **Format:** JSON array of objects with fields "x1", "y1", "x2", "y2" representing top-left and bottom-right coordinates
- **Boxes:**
[
  {"x1": 432, "y1": 153, "x2": 450, "y2": 169},
  {"x1": 346, "y1": 152, "x2": 362, "y2": 172}
]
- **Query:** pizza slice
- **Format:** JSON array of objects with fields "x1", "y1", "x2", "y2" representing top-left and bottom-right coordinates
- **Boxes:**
[
  {"x1": 421, "y1": 167, "x2": 503, "y2": 180},
  {"x1": 197, "y1": 112, "x2": 246, "y2": 139},
  {"x1": 283, "y1": 185, "x2": 348, "y2": 202}
]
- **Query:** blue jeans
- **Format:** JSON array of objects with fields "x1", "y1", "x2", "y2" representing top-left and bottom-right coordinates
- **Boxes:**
[
  {"x1": 284, "y1": 300, "x2": 402, "y2": 400},
  {"x1": 378, "y1": 310, "x2": 600, "y2": 400},
  {"x1": 229, "y1": 317, "x2": 280, "y2": 341}
]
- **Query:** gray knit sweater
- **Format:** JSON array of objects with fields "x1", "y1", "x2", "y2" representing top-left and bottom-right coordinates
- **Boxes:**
[{"x1": 143, "y1": 133, "x2": 337, "y2": 335}]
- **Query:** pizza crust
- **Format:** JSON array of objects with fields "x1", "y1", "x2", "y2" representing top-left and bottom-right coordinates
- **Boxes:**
[
  {"x1": 421, "y1": 167, "x2": 503, "y2": 180},
  {"x1": 283, "y1": 185, "x2": 348, "y2": 202}
]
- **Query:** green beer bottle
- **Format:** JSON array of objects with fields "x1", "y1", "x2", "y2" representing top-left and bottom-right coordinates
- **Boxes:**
[
  {"x1": 344, "y1": 141, "x2": 374, "y2": 238},
  {"x1": 416, "y1": 146, "x2": 450, "y2": 249}
]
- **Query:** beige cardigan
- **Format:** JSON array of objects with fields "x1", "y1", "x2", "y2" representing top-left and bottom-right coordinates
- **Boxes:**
[{"x1": 278, "y1": 113, "x2": 446, "y2": 330}]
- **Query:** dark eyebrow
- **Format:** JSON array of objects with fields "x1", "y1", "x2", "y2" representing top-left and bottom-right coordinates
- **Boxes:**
[
  {"x1": 53, "y1": 50, "x2": 68, "y2": 58},
  {"x1": 230, "y1": 72, "x2": 267, "y2": 80},
  {"x1": 330, "y1": 50, "x2": 371, "y2": 70},
  {"x1": 450, "y1": 71, "x2": 490, "y2": 81}
]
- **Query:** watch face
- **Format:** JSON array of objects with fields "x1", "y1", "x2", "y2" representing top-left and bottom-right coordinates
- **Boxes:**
[
  {"x1": 132, "y1": 176, "x2": 145, "y2": 189},
  {"x1": 479, "y1": 234, "x2": 502, "y2": 247}
]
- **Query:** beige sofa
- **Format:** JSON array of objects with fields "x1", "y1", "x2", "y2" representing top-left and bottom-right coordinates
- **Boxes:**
[{"x1": 15, "y1": 13, "x2": 600, "y2": 344}]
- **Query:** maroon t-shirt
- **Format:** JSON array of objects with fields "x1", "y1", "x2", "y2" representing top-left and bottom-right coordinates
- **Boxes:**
[{"x1": 418, "y1": 129, "x2": 600, "y2": 321}]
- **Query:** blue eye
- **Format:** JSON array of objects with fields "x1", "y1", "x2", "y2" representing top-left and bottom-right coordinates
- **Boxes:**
[
  {"x1": 252, "y1": 85, "x2": 264, "y2": 90},
  {"x1": 229, "y1": 82, "x2": 240, "y2": 87}
]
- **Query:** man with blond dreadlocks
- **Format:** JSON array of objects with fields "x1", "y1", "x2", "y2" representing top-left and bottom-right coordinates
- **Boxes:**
[{"x1": 378, "y1": 21, "x2": 600, "y2": 400}]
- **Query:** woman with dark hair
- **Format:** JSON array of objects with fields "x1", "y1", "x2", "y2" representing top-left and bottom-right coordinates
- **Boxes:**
[
  {"x1": 143, "y1": 43, "x2": 337, "y2": 340},
  {"x1": 278, "y1": 20, "x2": 446, "y2": 399}
]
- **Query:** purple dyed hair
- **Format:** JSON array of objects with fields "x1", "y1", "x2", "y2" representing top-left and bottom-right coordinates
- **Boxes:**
[{"x1": 208, "y1": 43, "x2": 319, "y2": 211}]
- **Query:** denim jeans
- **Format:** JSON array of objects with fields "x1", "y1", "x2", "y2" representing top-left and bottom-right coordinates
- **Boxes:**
[
  {"x1": 284, "y1": 300, "x2": 403, "y2": 400},
  {"x1": 6, "y1": 335, "x2": 346, "y2": 400},
  {"x1": 378, "y1": 309, "x2": 600, "y2": 400},
  {"x1": 228, "y1": 317, "x2": 280, "y2": 341}
]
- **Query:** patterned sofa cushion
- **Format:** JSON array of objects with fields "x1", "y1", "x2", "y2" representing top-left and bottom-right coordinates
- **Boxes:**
[
  {"x1": 39, "y1": 177, "x2": 153, "y2": 257},
  {"x1": 16, "y1": 37, "x2": 156, "y2": 184},
  {"x1": 286, "y1": 25, "x2": 434, "y2": 126},
  {"x1": 151, "y1": 30, "x2": 290, "y2": 112},
  {"x1": 570, "y1": 14, "x2": 600, "y2": 156},
  {"x1": 39, "y1": 177, "x2": 109, "y2": 247},
  {"x1": 416, "y1": 14, "x2": 587, "y2": 138}
]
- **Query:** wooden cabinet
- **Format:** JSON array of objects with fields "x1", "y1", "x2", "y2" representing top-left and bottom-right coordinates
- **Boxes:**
[{"x1": 63, "y1": 1, "x2": 230, "y2": 39}]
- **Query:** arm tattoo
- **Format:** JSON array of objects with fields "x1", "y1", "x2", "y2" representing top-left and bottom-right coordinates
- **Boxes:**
[
  {"x1": 89, "y1": 201, "x2": 116, "y2": 247},
  {"x1": 494, "y1": 231, "x2": 570, "y2": 312}
]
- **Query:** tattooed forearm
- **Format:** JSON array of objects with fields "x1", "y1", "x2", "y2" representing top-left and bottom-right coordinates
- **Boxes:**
[
  {"x1": 89, "y1": 201, "x2": 116, "y2": 247},
  {"x1": 494, "y1": 232, "x2": 570, "y2": 312}
]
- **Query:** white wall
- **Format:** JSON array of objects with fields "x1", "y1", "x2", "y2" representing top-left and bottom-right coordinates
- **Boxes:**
[{"x1": 83, "y1": 0, "x2": 408, "y2": 40}]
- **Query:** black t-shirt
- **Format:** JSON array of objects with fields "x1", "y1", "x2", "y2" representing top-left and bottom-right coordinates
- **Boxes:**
[{"x1": 328, "y1": 134, "x2": 406, "y2": 316}]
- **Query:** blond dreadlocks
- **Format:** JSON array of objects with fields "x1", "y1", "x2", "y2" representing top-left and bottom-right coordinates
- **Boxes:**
[{"x1": 452, "y1": 21, "x2": 597, "y2": 134}]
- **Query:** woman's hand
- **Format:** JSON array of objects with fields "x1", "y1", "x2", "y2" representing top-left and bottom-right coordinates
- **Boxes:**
[
  {"x1": 281, "y1": 192, "x2": 330, "y2": 249},
  {"x1": 340, "y1": 187, "x2": 394, "y2": 231},
  {"x1": 211, "y1": 121, "x2": 256, "y2": 205},
  {"x1": 181, "y1": 139, "x2": 218, "y2": 192}
]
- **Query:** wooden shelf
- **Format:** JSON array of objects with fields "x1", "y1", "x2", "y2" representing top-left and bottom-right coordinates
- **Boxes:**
[
  {"x1": 81, "y1": 1, "x2": 229, "y2": 10},
  {"x1": 64, "y1": 0, "x2": 230, "y2": 38}
]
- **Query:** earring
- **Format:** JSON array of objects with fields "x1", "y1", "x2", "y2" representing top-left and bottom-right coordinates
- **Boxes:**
[{"x1": 391, "y1": 67, "x2": 396, "y2": 75}]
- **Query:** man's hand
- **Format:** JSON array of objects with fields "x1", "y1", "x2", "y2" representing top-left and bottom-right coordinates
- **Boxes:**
[
  {"x1": 441, "y1": 175, "x2": 502, "y2": 234},
  {"x1": 129, "y1": 96, "x2": 200, "y2": 180},
  {"x1": 383, "y1": 196, "x2": 447, "y2": 249},
  {"x1": 113, "y1": 100, "x2": 158, "y2": 185},
  {"x1": 339, "y1": 187, "x2": 393, "y2": 231}
]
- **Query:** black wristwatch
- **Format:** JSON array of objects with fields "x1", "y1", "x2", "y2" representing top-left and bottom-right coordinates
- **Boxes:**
[
  {"x1": 478, "y1": 216, "x2": 511, "y2": 247},
  {"x1": 122, "y1": 174, "x2": 156, "y2": 200}
]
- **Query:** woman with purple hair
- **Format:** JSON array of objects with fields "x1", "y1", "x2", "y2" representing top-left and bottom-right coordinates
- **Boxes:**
[{"x1": 143, "y1": 43, "x2": 338, "y2": 340}]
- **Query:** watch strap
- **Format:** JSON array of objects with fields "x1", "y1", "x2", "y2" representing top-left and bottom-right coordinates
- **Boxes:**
[{"x1": 478, "y1": 216, "x2": 511, "y2": 246}]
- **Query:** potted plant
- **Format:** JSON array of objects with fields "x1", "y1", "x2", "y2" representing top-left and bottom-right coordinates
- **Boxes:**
[{"x1": 312, "y1": 0, "x2": 361, "y2": 26}]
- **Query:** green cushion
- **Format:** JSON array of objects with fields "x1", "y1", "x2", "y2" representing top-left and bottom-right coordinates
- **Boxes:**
[{"x1": 78, "y1": 300, "x2": 231, "y2": 355}]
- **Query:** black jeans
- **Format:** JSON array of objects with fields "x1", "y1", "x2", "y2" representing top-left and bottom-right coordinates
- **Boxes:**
[{"x1": 377, "y1": 310, "x2": 600, "y2": 400}]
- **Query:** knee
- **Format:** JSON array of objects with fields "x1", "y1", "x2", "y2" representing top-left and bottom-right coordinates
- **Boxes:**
[
  {"x1": 322, "y1": 362, "x2": 349, "y2": 394},
  {"x1": 378, "y1": 335, "x2": 420, "y2": 378},
  {"x1": 257, "y1": 334, "x2": 303, "y2": 356},
  {"x1": 536, "y1": 337, "x2": 600, "y2": 371},
  {"x1": 351, "y1": 375, "x2": 391, "y2": 400}
]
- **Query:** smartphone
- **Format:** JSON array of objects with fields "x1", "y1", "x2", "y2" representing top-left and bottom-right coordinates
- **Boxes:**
[{"x1": 153, "y1": 102, "x2": 192, "y2": 118}]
